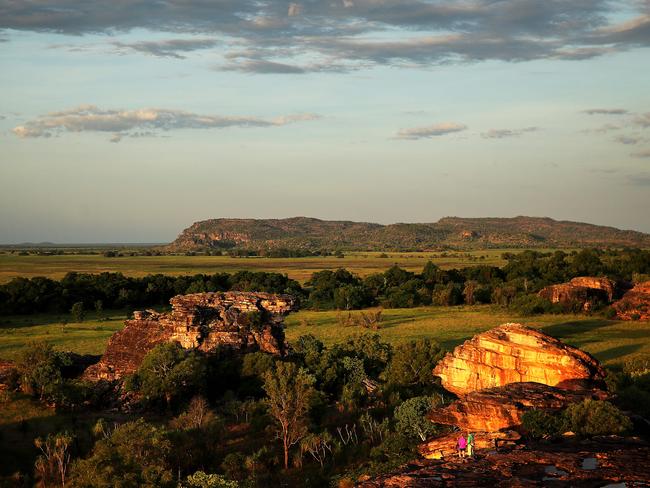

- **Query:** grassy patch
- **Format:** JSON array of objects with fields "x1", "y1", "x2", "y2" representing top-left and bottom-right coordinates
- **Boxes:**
[
  {"x1": 0, "y1": 249, "x2": 558, "y2": 284},
  {"x1": 285, "y1": 306, "x2": 650, "y2": 366},
  {"x1": 2, "y1": 305, "x2": 645, "y2": 367}
]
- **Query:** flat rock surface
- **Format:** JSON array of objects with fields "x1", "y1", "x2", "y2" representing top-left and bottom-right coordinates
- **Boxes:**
[{"x1": 361, "y1": 438, "x2": 650, "y2": 487}]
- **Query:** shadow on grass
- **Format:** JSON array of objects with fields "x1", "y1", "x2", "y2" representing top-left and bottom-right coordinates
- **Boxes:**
[
  {"x1": 540, "y1": 319, "x2": 615, "y2": 339},
  {"x1": 594, "y1": 343, "x2": 643, "y2": 362}
]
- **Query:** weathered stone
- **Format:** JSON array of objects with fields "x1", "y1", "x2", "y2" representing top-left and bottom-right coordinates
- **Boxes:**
[
  {"x1": 433, "y1": 323, "x2": 606, "y2": 396},
  {"x1": 428, "y1": 382, "x2": 607, "y2": 432},
  {"x1": 360, "y1": 438, "x2": 650, "y2": 487},
  {"x1": 83, "y1": 291, "x2": 296, "y2": 381},
  {"x1": 538, "y1": 276, "x2": 622, "y2": 311},
  {"x1": 612, "y1": 280, "x2": 650, "y2": 321},
  {"x1": 419, "y1": 431, "x2": 521, "y2": 460}
]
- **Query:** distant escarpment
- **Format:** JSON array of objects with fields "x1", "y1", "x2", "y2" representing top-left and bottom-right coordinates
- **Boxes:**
[
  {"x1": 83, "y1": 291, "x2": 296, "y2": 381},
  {"x1": 167, "y1": 216, "x2": 650, "y2": 251}
]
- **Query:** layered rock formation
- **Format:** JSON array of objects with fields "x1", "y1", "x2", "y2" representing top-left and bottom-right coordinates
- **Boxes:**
[
  {"x1": 428, "y1": 382, "x2": 607, "y2": 432},
  {"x1": 83, "y1": 292, "x2": 296, "y2": 381},
  {"x1": 433, "y1": 323, "x2": 606, "y2": 396},
  {"x1": 538, "y1": 276, "x2": 620, "y2": 311},
  {"x1": 429, "y1": 324, "x2": 607, "y2": 434},
  {"x1": 612, "y1": 280, "x2": 650, "y2": 320}
]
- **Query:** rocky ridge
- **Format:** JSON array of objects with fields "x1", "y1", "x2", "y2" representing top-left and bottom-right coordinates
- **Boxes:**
[
  {"x1": 167, "y1": 216, "x2": 650, "y2": 251},
  {"x1": 83, "y1": 291, "x2": 296, "y2": 381}
]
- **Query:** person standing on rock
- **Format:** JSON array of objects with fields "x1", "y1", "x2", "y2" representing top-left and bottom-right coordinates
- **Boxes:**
[
  {"x1": 457, "y1": 433, "x2": 467, "y2": 459},
  {"x1": 467, "y1": 432, "x2": 475, "y2": 459}
]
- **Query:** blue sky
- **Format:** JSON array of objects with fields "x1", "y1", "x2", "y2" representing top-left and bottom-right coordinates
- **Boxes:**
[{"x1": 1, "y1": 0, "x2": 649, "y2": 243}]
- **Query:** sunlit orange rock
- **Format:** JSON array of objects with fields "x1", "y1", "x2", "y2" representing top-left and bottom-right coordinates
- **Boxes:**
[{"x1": 433, "y1": 323, "x2": 606, "y2": 396}]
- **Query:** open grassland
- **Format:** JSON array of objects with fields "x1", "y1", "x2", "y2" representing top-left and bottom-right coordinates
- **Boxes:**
[
  {"x1": 284, "y1": 307, "x2": 650, "y2": 367},
  {"x1": 1, "y1": 306, "x2": 648, "y2": 367},
  {"x1": 0, "y1": 249, "x2": 567, "y2": 284}
]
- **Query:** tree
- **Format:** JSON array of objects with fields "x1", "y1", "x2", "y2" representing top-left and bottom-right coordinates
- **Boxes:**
[
  {"x1": 70, "y1": 302, "x2": 85, "y2": 322},
  {"x1": 394, "y1": 396, "x2": 442, "y2": 441},
  {"x1": 300, "y1": 431, "x2": 334, "y2": 468},
  {"x1": 15, "y1": 341, "x2": 70, "y2": 401},
  {"x1": 129, "y1": 342, "x2": 206, "y2": 408},
  {"x1": 263, "y1": 362, "x2": 316, "y2": 470},
  {"x1": 383, "y1": 339, "x2": 444, "y2": 389},
  {"x1": 94, "y1": 300, "x2": 103, "y2": 314},
  {"x1": 463, "y1": 280, "x2": 478, "y2": 305},
  {"x1": 70, "y1": 419, "x2": 174, "y2": 487},
  {"x1": 181, "y1": 472, "x2": 239, "y2": 488},
  {"x1": 34, "y1": 432, "x2": 73, "y2": 488}
]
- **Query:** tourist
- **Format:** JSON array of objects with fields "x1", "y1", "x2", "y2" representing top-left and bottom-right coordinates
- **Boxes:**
[
  {"x1": 467, "y1": 432, "x2": 475, "y2": 459},
  {"x1": 457, "y1": 433, "x2": 467, "y2": 459}
]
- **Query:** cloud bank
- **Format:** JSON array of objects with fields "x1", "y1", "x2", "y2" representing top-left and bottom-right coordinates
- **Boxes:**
[
  {"x1": 1, "y1": 0, "x2": 649, "y2": 72},
  {"x1": 12, "y1": 105, "x2": 320, "y2": 141}
]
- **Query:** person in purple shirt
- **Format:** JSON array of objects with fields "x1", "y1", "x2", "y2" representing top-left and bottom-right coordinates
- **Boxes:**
[{"x1": 457, "y1": 433, "x2": 467, "y2": 459}]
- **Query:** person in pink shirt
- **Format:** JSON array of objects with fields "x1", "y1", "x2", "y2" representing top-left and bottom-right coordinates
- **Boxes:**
[{"x1": 457, "y1": 434, "x2": 467, "y2": 459}]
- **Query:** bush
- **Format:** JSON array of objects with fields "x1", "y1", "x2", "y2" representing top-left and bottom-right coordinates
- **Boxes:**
[
  {"x1": 562, "y1": 399, "x2": 631, "y2": 436},
  {"x1": 521, "y1": 409, "x2": 565, "y2": 439},
  {"x1": 394, "y1": 396, "x2": 441, "y2": 441},
  {"x1": 510, "y1": 294, "x2": 559, "y2": 316}
]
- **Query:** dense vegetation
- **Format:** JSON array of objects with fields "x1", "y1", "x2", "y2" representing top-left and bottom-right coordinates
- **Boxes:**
[
  {"x1": 3, "y1": 334, "x2": 451, "y2": 486},
  {"x1": 3, "y1": 249, "x2": 649, "y2": 317},
  {"x1": 3, "y1": 330, "x2": 643, "y2": 487}
]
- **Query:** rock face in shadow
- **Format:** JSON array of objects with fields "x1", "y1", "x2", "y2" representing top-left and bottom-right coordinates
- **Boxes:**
[
  {"x1": 612, "y1": 280, "x2": 650, "y2": 320},
  {"x1": 433, "y1": 323, "x2": 606, "y2": 396},
  {"x1": 538, "y1": 276, "x2": 622, "y2": 311},
  {"x1": 83, "y1": 292, "x2": 296, "y2": 381}
]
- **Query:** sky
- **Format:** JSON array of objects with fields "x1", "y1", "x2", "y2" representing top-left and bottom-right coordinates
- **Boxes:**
[{"x1": 1, "y1": 0, "x2": 649, "y2": 243}]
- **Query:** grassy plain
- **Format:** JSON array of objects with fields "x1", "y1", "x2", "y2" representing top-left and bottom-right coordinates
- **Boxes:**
[
  {"x1": 1, "y1": 306, "x2": 648, "y2": 367},
  {"x1": 0, "y1": 249, "x2": 546, "y2": 284}
]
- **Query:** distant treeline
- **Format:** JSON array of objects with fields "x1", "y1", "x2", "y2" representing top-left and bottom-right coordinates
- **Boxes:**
[{"x1": 1, "y1": 249, "x2": 649, "y2": 316}]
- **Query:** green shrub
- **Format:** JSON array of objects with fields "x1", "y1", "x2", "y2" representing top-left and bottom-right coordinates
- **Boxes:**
[
  {"x1": 562, "y1": 399, "x2": 631, "y2": 436},
  {"x1": 521, "y1": 409, "x2": 565, "y2": 439}
]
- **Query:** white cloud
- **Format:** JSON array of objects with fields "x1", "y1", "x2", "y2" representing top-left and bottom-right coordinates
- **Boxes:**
[
  {"x1": 481, "y1": 127, "x2": 539, "y2": 139},
  {"x1": 397, "y1": 122, "x2": 467, "y2": 140},
  {"x1": 12, "y1": 105, "x2": 320, "y2": 141}
]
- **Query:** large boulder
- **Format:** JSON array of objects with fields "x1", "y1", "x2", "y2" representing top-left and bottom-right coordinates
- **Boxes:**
[
  {"x1": 83, "y1": 291, "x2": 296, "y2": 381},
  {"x1": 612, "y1": 281, "x2": 650, "y2": 321},
  {"x1": 538, "y1": 276, "x2": 622, "y2": 311},
  {"x1": 433, "y1": 323, "x2": 606, "y2": 396}
]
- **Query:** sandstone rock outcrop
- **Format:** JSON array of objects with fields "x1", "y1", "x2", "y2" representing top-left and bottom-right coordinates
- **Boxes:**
[
  {"x1": 428, "y1": 324, "x2": 608, "y2": 434},
  {"x1": 538, "y1": 276, "x2": 621, "y2": 311},
  {"x1": 83, "y1": 291, "x2": 296, "y2": 381},
  {"x1": 428, "y1": 382, "x2": 607, "y2": 432},
  {"x1": 361, "y1": 438, "x2": 650, "y2": 487},
  {"x1": 612, "y1": 280, "x2": 650, "y2": 321},
  {"x1": 433, "y1": 323, "x2": 606, "y2": 396}
]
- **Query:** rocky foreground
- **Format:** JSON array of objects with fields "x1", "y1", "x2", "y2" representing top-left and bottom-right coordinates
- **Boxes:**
[
  {"x1": 363, "y1": 324, "x2": 649, "y2": 487},
  {"x1": 361, "y1": 437, "x2": 650, "y2": 487}
]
